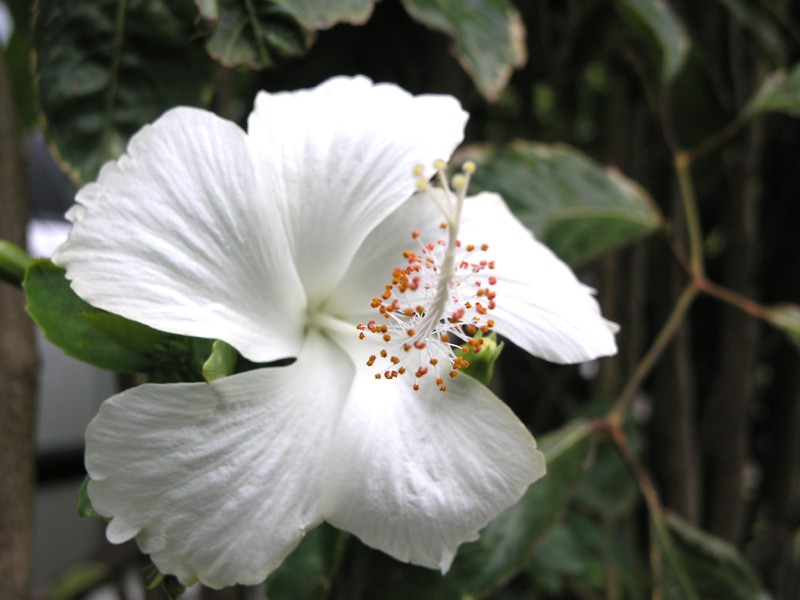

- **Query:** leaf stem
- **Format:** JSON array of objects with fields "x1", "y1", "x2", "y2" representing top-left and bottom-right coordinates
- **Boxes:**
[
  {"x1": 684, "y1": 118, "x2": 745, "y2": 163},
  {"x1": 609, "y1": 285, "x2": 698, "y2": 425},
  {"x1": 695, "y1": 277, "x2": 768, "y2": 320},
  {"x1": 673, "y1": 152, "x2": 705, "y2": 278}
]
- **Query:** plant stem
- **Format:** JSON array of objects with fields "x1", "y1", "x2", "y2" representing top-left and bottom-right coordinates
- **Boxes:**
[
  {"x1": 609, "y1": 285, "x2": 698, "y2": 425},
  {"x1": 673, "y1": 152, "x2": 705, "y2": 278},
  {"x1": 606, "y1": 423, "x2": 700, "y2": 600}
]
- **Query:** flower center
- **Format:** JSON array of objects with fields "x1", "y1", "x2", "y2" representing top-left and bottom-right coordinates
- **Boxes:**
[{"x1": 357, "y1": 161, "x2": 497, "y2": 391}]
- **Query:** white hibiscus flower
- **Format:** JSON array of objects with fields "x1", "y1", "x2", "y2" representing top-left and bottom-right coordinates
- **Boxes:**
[{"x1": 53, "y1": 76, "x2": 617, "y2": 589}]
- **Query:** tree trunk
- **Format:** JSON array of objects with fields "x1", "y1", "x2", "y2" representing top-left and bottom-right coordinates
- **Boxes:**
[{"x1": 0, "y1": 51, "x2": 38, "y2": 600}]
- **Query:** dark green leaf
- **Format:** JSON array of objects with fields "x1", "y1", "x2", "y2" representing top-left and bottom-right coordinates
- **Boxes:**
[
  {"x1": 743, "y1": 62, "x2": 800, "y2": 119},
  {"x1": 400, "y1": 0, "x2": 526, "y2": 101},
  {"x1": 665, "y1": 512, "x2": 772, "y2": 600},
  {"x1": 24, "y1": 259, "x2": 156, "y2": 372},
  {"x1": 199, "y1": 0, "x2": 312, "y2": 69},
  {"x1": 0, "y1": 239, "x2": 31, "y2": 286},
  {"x1": 573, "y1": 433, "x2": 639, "y2": 519},
  {"x1": 270, "y1": 0, "x2": 376, "y2": 30},
  {"x1": 81, "y1": 312, "x2": 175, "y2": 357},
  {"x1": 466, "y1": 142, "x2": 663, "y2": 265},
  {"x1": 528, "y1": 512, "x2": 646, "y2": 599},
  {"x1": 714, "y1": 0, "x2": 786, "y2": 66},
  {"x1": 202, "y1": 339, "x2": 238, "y2": 382},
  {"x1": 615, "y1": 0, "x2": 690, "y2": 85},
  {"x1": 33, "y1": 0, "x2": 212, "y2": 184},
  {"x1": 443, "y1": 421, "x2": 597, "y2": 596},
  {"x1": 267, "y1": 524, "x2": 348, "y2": 600}
]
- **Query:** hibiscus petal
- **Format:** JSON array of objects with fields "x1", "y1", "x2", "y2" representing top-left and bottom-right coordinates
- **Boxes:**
[
  {"x1": 53, "y1": 107, "x2": 307, "y2": 363},
  {"x1": 85, "y1": 331, "x2": 352, "y2": 588},
  {"x1": 459, "y1": 193, "x2": 618, "y2": 363},
  {"x1": 321, "y1": 366, "x2": 544, "y2": 572},
  {"x1": 327, "y1": 191, "x2": 617, "y2": 363},
  {"x1": 247, "y1": 76, "x2": 468, "y2": 306}
]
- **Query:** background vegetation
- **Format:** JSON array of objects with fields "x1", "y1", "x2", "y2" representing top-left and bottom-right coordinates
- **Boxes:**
[{"x1": 1, "y1": 0, "x2": 799, "y2": 598}]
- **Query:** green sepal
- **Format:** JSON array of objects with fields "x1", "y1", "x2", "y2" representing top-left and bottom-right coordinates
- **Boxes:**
[
  {"x1": 145, "y1": 568, "x2": 186, "y2": 599},
  {"x1": 202, "y1": 339, "x2": 239, "y2": 382},
  {"x1": 0, "y1": 240, "x2": 32, "y2": 286},
  {"x1": 461, "y1": 332, "x2": 503, "y2": 385},
  {"x1": 77, "y1": 477, "x2": 102, "y2": 519}
]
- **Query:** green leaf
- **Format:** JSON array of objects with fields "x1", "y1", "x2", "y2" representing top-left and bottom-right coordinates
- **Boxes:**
[
  {"x1": 573, "y1": 435, "x2": 638, "y2": 519},
  {"x1": 0, "y1": 239, "x2": 31, "y2": 286},
  {"x1": 615, "y1": 0, "x2": 690, "y2": 85},
  {"x1": 199, "y1": 0, "x2": 312, "y2": 69},
  {"x1": 270, "y1": 0, "x2": 376, "y2": 30},
  {"x1": 49, "y1": 563, "x2": 109, "y2": 600},
  {"x1": 764, "y1": 303, "x2": 800, "y2": 345},
  {"x1": 443, "y1": 421, "x2": 597, "y2": 596},
  {"x1": 266, "y1": 524, "x2": 348, "y2": 600},
  {"x1": 664, "y1": 513, "x2": 772, "y2": 600},
  {"x1": 80, "y1": 312, "x2": 174, "y2": 357},
  {"x1": 714, "y1": 0, "x2": 786, "y2": 66},
  {"x1": 743, "y1": 62, "x2": 800, "y2": 119},
  {"x1": 24, "y1": 259, "x2": 158, "y2": 372},
  {"x1": 528, "y1": 512, "x2": 646, "y2": 598},
  {"x1": 202, "y1": 339, "x2": 238, "y2": 382},
  {"x1": 400, "y1": 0, "x2": 526, "y2": 101},
  {"x1": 466, "y1": 142, "x2": 663, "y2": 265},
  {"x1": 345, "y1": 420, "x2": 598, "y2": 599},
  {"x1": 33, "y1": 0, "x2": 212, "y2": 184}
]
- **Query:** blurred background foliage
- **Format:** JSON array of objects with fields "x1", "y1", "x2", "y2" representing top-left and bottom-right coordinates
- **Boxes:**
[{"x1": 2, "y1": 0, "x2": 800, "y2": 598}]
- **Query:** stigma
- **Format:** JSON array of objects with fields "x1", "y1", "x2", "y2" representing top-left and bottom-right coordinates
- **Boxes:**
[{"x1": 357, "y1": 160, "x2": 497, "y2": 391}]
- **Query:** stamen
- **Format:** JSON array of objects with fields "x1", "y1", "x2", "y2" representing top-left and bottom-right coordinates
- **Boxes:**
[{"x1": 358, "y1": 160, "x2": 498, "y2": 392}]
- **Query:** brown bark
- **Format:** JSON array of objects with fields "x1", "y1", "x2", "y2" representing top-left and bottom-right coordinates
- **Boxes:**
[
  {"x1": 701, "y1": 120, "x2": 762, "y2": 544},
  {"x1": 0, "y1": 52, "x2": 38, "y2": 600}
]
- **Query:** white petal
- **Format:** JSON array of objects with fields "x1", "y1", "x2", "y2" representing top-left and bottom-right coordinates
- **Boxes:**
[
  {"x1": 321, "y1": 190, "x2": 441, "y2": 322},
  {"x1": 321, "y1": 366, "x2": 544, "y2": 572},
  {"x1": 327, "y1": 191, "x2": 618, "y2": 363},
  {"x1": 460, "y1": 193, "x2": 618, "y2": 363},
  {"x1": 85, "y1": 331, "x2": 352, "y2": 588},
  {"x1": 53, "y1": 107, "x2": 307, "y2": 363},
  {"x1": 247, "y1": 76, "x2": 468, "y2": 306}
]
